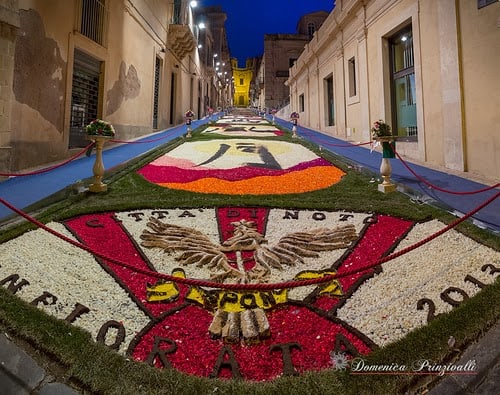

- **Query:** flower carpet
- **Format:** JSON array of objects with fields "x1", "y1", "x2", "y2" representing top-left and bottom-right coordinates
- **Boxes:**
[{"x1": 0, "y1": 113, "x2": 498, "y2": 383}]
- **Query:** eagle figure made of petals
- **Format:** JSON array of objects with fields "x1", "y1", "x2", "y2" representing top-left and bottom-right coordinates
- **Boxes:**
[{"x1": 140, "y1": 217, "x2": 358, "y2": 343}]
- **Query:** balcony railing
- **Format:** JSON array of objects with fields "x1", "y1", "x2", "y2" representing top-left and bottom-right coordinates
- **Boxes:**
[{"x1": 77, "y1": 0, "x2": 108, "y2": 46}]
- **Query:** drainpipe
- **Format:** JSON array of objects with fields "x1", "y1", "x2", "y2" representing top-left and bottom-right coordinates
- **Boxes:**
[
  {"x1": 454, "y1": 0, "x2": 467, "y2": 172},
  {"x1": 341, "y1": 43, "x2": 347, "y2": 138},
  {"x1": 362, "y1": 3, "x2": 371, "y2": 140}
]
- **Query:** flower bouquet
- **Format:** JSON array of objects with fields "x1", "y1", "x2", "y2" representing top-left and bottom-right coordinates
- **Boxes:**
[
  {"x1": 85, "y1": 119, "x2": 115, "y2": 137},
  {"x1": 371, "y1": 120, "x2": 392, "y2": 138},
  {"x1": 371, "y1": 120, "x2": 395, "y2": 159}
]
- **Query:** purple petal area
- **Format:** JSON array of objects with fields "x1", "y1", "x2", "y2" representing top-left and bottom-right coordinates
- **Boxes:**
[{"x1": 138, "y1": 157, "x2": 332, "y2": 183}]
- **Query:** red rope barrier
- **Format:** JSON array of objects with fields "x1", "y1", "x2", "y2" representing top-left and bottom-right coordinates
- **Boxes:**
[
  {"x1": 110, "y1": 132, "x2": 177, "y2": 144},
  {"x1": 0, "y1": 124, "x2": 185, "y2": 178},
  {"x1": 299, "y1": 128, "x2": 499, "y2": 195},
  {"x1": 0, "y1": 143, "x2": 95, "y2": 178},
  {"x1": 297, "y1": 129, "x2": 372, "y2": 147},
  {"x1": 393, "y1": 149, "x2": 499, "y2": 194},
  {"x1": 1, "y1": 190, "x2": 498, "y2": 291},
  {"x1": 109, "y1": 123, "x2": 195, "y2": 144}
]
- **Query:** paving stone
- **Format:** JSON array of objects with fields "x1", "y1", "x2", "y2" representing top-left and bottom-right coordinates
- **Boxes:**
[
  {"x1": 37, "y1": 382, "x2": 80, "y2": 395},
  {"x1": 472, "y1": 358, "x2": 500, "y2": 395},
  {"x1": 0, "y1": 334, "x2": 45, "y2": 393},
  {"x1": 428, "y1": 376, "x2": 467, "y2": 395},
  {"x1": 429, "y1": 322, "x2": 500, "y2": 394}
]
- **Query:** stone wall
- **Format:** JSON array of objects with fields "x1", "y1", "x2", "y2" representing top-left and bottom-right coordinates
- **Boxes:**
[{"x1": 0, "y1": 0, "x2": 19, "y2": 174}]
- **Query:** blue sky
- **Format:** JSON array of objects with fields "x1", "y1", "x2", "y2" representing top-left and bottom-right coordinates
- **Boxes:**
[{"x1": 200, "y1": 1, "x2": 334, "y2": 66}]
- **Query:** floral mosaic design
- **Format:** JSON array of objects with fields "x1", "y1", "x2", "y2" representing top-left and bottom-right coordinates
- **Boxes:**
[
  {"x1": 0, "y1": 208, "x2": 497, "y2": 381},
  {"x1": 201, "y1": 124, "x2": 284, "y2": 137},
  {"x1": 0, "y1": 115, "x2": 498, "y2": 381},
  {"x1": 137, "y1": 139, "x2": 345, "y2": 195}
]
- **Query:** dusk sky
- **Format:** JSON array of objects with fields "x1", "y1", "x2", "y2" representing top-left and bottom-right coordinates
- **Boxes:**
[{"x1": 200, "y1": 1, "x2": 335, "y2": 66}]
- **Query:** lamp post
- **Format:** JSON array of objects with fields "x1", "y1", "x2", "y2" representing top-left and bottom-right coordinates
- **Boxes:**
[
  {"x1": 290, "y1": 112, "x2": 300, "y2": 138},
  {"x1": 185, "y1": 110, "x2": 194, "y2": 138}
]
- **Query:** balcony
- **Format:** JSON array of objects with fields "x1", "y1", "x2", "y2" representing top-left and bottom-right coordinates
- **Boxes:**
[{"x1": 167, "y1": 24, "x2": 196, "y2": 60}]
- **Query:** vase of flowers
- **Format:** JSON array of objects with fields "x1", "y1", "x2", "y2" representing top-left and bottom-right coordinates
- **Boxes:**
[
  {"x1": 371, "y1": 120, "x2": 396, "y2": 159},
  {"x1": 370, "y1": 120, "x2": 397, "y2": 193},
  {"x1": 85, "y1": 119, "x2": 114, "y2": 193},
  {"x1": 185, "y1": 110, "x2": 195, "y2": 138},
  {"x1": 371, "y1": 119, "x2": 392, "y2": 138},
  {"x1": 290, "y1": 112, "x2": 300, "y2": 138},
  {"x1": 85, "y1": 119, "x2": 115, "y2": 138}
]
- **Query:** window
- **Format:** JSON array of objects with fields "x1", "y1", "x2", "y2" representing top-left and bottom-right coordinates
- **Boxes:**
[
  {"x1": 348, "y1": 57, "x2": 356, "y2": 97},
  {"x1": 153, "y1": 57, "x2": 161, "y2": 129},
  {"x1": 324, "y1": 75, "x2": 334, "y2": 126},
  {"x1": 79, "y1": 0, "x2": 108, "y2": 46},
  {"x1": 390, "y1": 25, "x2": 417, "y2": 138},
  {"x1": 299, "y1": 94, "x2": 305, "y2": 112},
  {"x1": 240, "y1": 78, "x2": 244, "y2": 85},
  {"x1": 307, "y1": 23, "x2": 315, "y2": 39},
  {"x1": 69, "y1": 49, "x2": 101, "y2": 148},
  {"x1": 478, "y1": 0, "x2": 497, "y2": 8},
  {"x1": 169, "y1": 72, "x2": 176, "y2": 125},
  {"x1": 173, "y1": 0, "x2": 182, "y2": 24}
]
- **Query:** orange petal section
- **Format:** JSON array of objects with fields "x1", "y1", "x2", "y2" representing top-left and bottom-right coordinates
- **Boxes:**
[{"x1": 157, "y1": 166, "x2": 345, "y2": 195}]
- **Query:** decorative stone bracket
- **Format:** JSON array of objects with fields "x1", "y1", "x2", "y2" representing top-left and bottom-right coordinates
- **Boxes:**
[{"x1": 167, "y1": 24, "x2": 196, "y2": 60}]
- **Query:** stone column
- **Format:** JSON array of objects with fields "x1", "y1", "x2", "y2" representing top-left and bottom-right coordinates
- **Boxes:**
[{"x1": 0, "y1": 0, "x2": 20, "y2": 175}]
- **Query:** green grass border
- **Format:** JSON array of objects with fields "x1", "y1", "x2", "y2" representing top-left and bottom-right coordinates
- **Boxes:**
[{"x1": 0, "y1": 278, "x2": 497, "y2": 394}]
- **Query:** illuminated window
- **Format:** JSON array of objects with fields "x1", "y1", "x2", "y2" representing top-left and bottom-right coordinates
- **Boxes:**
[{"x1": 390, "y1": 25, "x2": 417, "y2": 138}]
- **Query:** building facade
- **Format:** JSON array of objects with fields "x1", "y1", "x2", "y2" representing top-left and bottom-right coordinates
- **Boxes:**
[
  {"x1": 231, "y1": 58, "x2": 256, "y2": 107},
  {"x1": 254, "y1": 11, "x2": 329, "y2": 111},
  {"x1": 0, "y1": 0, "x2": 230, "y2": 172},
  {"x1": 197, "y1": 5, "x2": 232, "y2": 111},
  {"x1": 286, "y1": 0, "x2": 500, "y2": 182}
]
